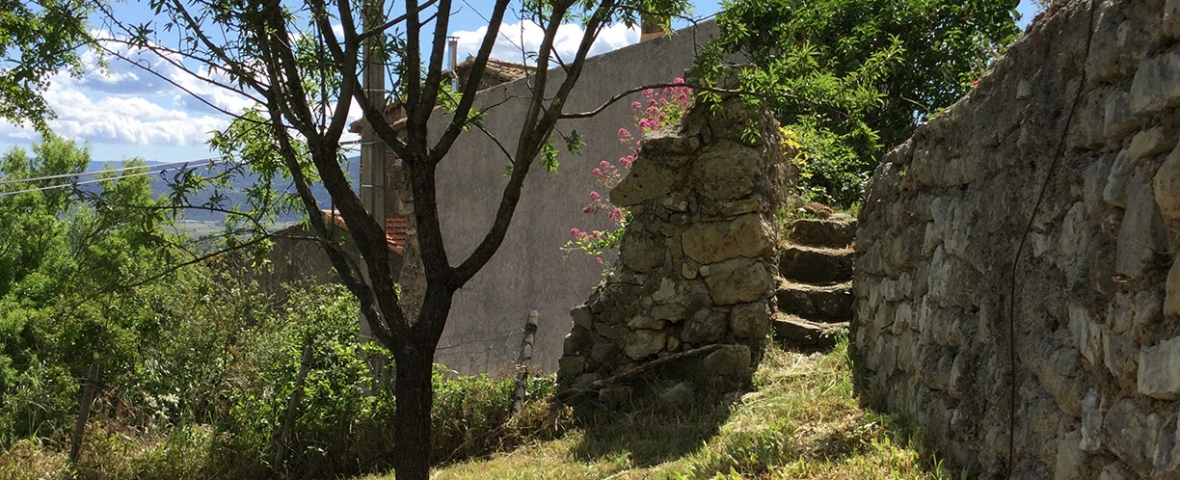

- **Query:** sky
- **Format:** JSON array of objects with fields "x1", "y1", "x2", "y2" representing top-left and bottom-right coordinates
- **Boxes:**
[{"x1": 0, "y1": 1, "x2": 1038, "y2": 165}]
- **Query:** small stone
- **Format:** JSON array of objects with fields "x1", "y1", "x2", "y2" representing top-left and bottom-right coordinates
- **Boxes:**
[
  {"x1": 1098, "y1": 462, "x2": 1136, "y2": 480},
  {"x1": 1138, "y1": 335, "x2": 1180, "y2": 399},
  {"x1": 1103, "y1": 151, "x2": 1134, "y2": 208},
  {"x1": 1054, "y1": 430, "x2": 1088, "y2": 480},
  {"x1": 652, "y1": 278, "x2": 677, "y2": 304},
  {"x1": 595, "y1": 323, "x2": 629, "y2": 341},
  {"x1": 563, "y1": 327, "x2": 593, "y2": 353},
  {"x1": 1115, "y1": 173, "x2": 1167, "y2": 279},
  {"x1": 659, "y1": 382, "x2": 695, "y2": 405},
  {"x1": 702, "y1": 258, "x2": 773, "y2": 305},
  {"x1": 682, "y1": 309, "x2": 726, "y2": 343},
  {"x1": 1167, "y1": 261, "x2": 1180, "y2": 317},
  {"x1": 1166, "y1": 0, "x2": 1180, "y2": 39},
  {"x1": 1130, "y1": 53, "x2": 1180, "y2": 117},
  {"x1": 681, "y1": 262, "x2": 698, "y2": 279},
  {"x1": 571, "y1": 372, "x2": 601, "y2": 390},
  {"x1": 1156, "y1": 146, "x2": 1180, "y2": 220},
  {"x1": 624, "y1": 330, "x2": 666, "y2": 360},
  {"x1": 1069, "y1": 303, "x2": 1102, "y2": 366},
  {"x1": 702, "y1": 345, "x2": 752, "y2": 376},
  {"x1": 666, "y1": 336, "x2": 681, "y2": 351},
  {"x1": 651, "y1": 303, "x2": 690, "y2": 322},
  {"x1": 590, "y1": 342, "x2": 619, "y2": 363},
  {"x1": 1127, "y1": 128, "x2": 1175, "y2": 160},
  {"x1": 720, "y1": 198, "x2": 761, "y2": 217},
  {"x1": 1081, "y1": 389, "x2": 1103, "y2": 452},
  {"x1": 1154, "y1": 414, "x2": 1180, "y2": 478}
]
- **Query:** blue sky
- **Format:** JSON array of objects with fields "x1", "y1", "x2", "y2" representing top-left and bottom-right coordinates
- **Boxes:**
[{"x1": 0, "y1": 1, "x2": 1038, "y2": 165}]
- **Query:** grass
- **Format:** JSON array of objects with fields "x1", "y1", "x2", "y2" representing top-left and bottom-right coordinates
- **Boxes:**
[{"x1": 371, "y1": 340, "x2": 948, "y2": 480}]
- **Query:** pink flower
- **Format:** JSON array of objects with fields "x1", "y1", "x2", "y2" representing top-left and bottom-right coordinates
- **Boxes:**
[
  {"x1": 619, "y1": 154, "x2": 634, "y2": 169},
  {"x1": 648, "y1": 99, "x2": 658, "y2": 107},
  {"x1": 631, "y1": 101, "x2": 642, "y2": 110},
  {"x1": 643, "y1": 88, "x2": 654, "y2": 97},
  {"x1": 673, "y1": 77, "x2": 684, "y2": 84},
  {"x1": 678, "y1": 92, "x2": 688, "y2": 104},
  {"x1": 592, "y1": 168, "x2": 602, "y2": 176},
  {"x1": 589, "y1": 191, "x2": 600, "y2": 201},
  {"x1": 595, "y1": 257, "x2": 603, "y2": 264},
  {"x1": 570, "y1": 228, "x2": 581, "y2": 237},
  {"x1": 618, "y1": 128, "x2": 633, "y2": 143},
  {"x1": 600, "y1": 160, "x2": 610, "y2": 169},
  {"x1": 582, "y1": 206, "x2": 592, "y2": 214}
]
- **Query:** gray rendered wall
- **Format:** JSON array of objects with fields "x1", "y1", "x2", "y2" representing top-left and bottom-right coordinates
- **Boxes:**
[{"x1": 428, "y1": 21, "x2": 722, "y2": 374}]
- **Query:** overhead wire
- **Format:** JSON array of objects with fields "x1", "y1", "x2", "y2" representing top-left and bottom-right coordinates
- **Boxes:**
[{"x1": 0, "y1": 156, "x2": 242, "y2": 197}]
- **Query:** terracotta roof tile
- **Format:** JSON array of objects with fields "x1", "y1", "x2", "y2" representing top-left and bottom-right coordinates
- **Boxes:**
[{"x1": 321, "y1": 209, "x2": 406, "y2": 255}]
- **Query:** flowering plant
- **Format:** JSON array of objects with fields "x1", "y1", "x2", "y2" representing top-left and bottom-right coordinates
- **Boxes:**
[{"x1": 564, "y1": 78, "x2": 692, "y2": 268}]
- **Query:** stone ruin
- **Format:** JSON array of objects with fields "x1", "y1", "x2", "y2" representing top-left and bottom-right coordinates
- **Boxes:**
[
  {"x1": 854, "y1": 0, "x2": 1180, "y2": 478},
  {"x1": 555, "y1": 94, "x2": 796, "y2": 395}
]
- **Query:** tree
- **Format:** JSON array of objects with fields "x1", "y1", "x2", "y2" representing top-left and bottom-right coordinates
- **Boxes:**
[
  {"x1": 0, "y1": 0, "x2": 91, "y2": 132},
  {"x1": 90, "y1": 1, "x2": 687, "y2": 478},
  {"x1": 694, "y1": 0, "x2": 1020, "y2": 206}
]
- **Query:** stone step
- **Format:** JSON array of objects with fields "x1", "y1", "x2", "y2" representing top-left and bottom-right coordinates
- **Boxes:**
[
  {"x1": 787, "y1": 218, "x2": 857, "y2": 249},
  {"x1": 776, "y1": 279, "x2": 852, "y2": 322},
  {"x1": 771, "y1": 313, "x2": 847, "y2": 349},
  {"x1": 778, "y1": 245, "x2": 854, "y2": 284}
]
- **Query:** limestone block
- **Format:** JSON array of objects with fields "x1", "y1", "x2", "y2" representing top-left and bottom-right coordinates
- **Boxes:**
[
  {"x1": 1069, "y1": 303, "x2": 1103, "y2": 366},
  {"x1": 626, "y1": 315, "x2": 665, "y2": 330},
  {"x1": 1054, "y1": 430, "x2": 1088, "y2": 480},
  {"x1": 1109, "y1": 292, "x2": 1133, "y2": 334},
  {"x1": 1165, "y1": 0, "x2": 1180, "y2": 40},
  {"x1": 620, "y1": 230, "x2": 666, "y2": 273},
  {"x1": 682, "y1": 214, "x2": 774, "y2": 265},
  {"x1": 1167, "y1": 261, "x2": 1180, "y2": 317},
  {"x1": 1133, "y1": 288, "x2": 1164, "y2": 329},
  {"x1": 590, "y1": 341, "x2": 619, "y2": 364},
  {"x1": 651, "y1": 303, "x2": 690, "y2": 323},
  {"x1": 1103, "y1": 151, "x2": 1134, "y2": 208},
  {"x1": 642, "y1": 127, "x2": 699, "y2": 155},
  {"x1": 1056, "y1": 203, "x2": 1090, "y2": 280},
  {"x1": 1155, "y1": 413, "x2": 1180, "y2": 478},
  {"x1": 702, "y1": 344, "x2": 752, "y2": 376},
  {"x1": 651, "y1": 278, "x2": 676, "y2": 304},
  {"x1": 1098, "y1": 462, "x2": 1136, "y2": 480},
  {"x1": 1081, "y1": 389, "x2": 1103, "y2": 452},
  {"x1": 558, "y1": 355, "x2": 586, "y2": 379},
  {"x1": 1103, "y1": 328, "x2": 1138, "y2": 390},
  {"x1": 1031, "y1": 347, "x2": 1087, "y2": 418},
  {"x1": 571, "y1": 304, "x2": 594, "y2": 329},
  {"x1": 690, "y1": 141, "x2": 762, "y2": 201},
  {"x1": 729, "y1": 301, "x2": 771, "y2": 339},
  {"x1": 1138, "y1": 335, "x2": 1180, "y2": 399},
  {"x1": 681, "y1": 308, "x2": 726, "y2": 344},
  {"x1": 702, "y1": 258, "x2": 773, "y2": 305},
  {"x1": 1127, "y1": 128, "x2": 1175, "y2": 160},
  {"x1": 624, "y1": 329, "x2": 666, "y2": 360},
  {"x1": 610, "y1": 156, "x2": 681, "y2": 207},
  {"x1": 1130, "y1": 53, "x2": 1180, "y2": 117},
  {"x1": 947, "y1": 352, "x2": 969, "y2": 400},
  {"x1": 1156, "y1": 145, "x2": 1180, "y2": 220},
  {"x1": 1102, "y1": 398, "x2": 1162, "y2": 476},
  {"x1": 1103, "y1": 90, "x2": 1139, "y2": 140},
  {"x1": 1115, "y1": 173, "x2": 1167, "y2": 279},
  {"x1": 564, "y1": 327, "x2": 593, "y2": 353}
]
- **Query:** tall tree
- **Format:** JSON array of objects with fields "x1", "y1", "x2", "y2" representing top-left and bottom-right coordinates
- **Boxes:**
[
  {"x1": 94, "y1": 1, "x2": 687, "y2": 478},
  {"x1": 0, "y1": 0, "x2": 91, "y2": 131}
]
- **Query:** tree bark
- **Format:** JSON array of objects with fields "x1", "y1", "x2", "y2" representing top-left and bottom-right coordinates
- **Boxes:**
[{"x1": 392, "y1": 338, "x2": 438, "y2": 480}]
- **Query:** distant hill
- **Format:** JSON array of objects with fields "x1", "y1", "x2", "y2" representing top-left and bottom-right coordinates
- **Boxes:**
[{"x1": 85, "y1": 157, "x2": 361, "y2": 223}]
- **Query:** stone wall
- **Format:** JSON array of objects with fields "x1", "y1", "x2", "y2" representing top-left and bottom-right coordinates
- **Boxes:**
[
  {"x1": 853, "y1": 0, "x2": 1180, "y2": 478},
  {"x1": 556, "y1": 95, "x2": 794, "y2": 391}
]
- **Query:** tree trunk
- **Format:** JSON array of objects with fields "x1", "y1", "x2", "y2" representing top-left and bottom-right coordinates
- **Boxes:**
[{"x1": 393, "y1": 341, "x2": 436, "y2": 480}]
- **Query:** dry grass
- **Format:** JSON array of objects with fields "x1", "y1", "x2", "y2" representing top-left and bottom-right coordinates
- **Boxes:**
[{"x1": 408, "y1": 340, "x2": 949, "y2": 480}]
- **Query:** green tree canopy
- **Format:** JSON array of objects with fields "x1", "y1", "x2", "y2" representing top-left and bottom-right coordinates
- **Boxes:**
[{"x1": 0, "y1": 0, "x2": 90, "y2": 131}]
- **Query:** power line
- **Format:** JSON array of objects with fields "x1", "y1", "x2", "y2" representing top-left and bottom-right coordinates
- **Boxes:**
[
  {"x1": 0, "y1": 156, "x2": 241, "y2": 198},
  {"x1": 0, "y1": 156, "x2": 226, "y2": 186}
]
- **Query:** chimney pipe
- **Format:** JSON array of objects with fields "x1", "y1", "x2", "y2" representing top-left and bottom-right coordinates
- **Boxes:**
[{"x1": 448, "y1": 36, "x2": 459, "y2": 91}]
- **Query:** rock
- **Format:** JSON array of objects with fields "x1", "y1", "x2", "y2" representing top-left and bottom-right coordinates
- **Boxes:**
[
  {"x1": 564, "y1": 327, "x2": 593, "y2": 353},
  {"x1": 690, "y1": 140, "x2": 762, "y2": 201},
  {"x1": 626, "y1": 315, "x2": 665, "y2": 330},
  {"x1": 1098, "y1": 462, "x2": 1136, "y2": 480},
  {"x1": 1138, "y1": 335, "x2": 1180, "y2": 399},
  {"x1": 702, "y1": 345, "x2": 752, "y2": 376},
  {"x1": 681, "y1": 308, "x2": 726, "y2": 344},
  {"x1": 772, "y1": 314, "x2": 845, "y2": 349},
  {"x1": 590, "y1": 342, "x2": 619, "y2": 364},
  {"x1": 1156, "y1": 146, "x2": 1180, "y2": 220},
  {"x1": 659, "y1": 382, "x2": 695, "y2": 405},
  {"x1": 1167, "y1": 261, "x2": 1180, "y2": 317},
  {"x1": 651, "y1": 303, "x2": 690, "y2": 322},
  {"x1": 682, "y1": 214, "x2": 775, "y2": 264},
  {"x1": 1127, "y1": 128, "x2": 1175, "y2": 160},
  {"x1": 651, "y1": 278, "x2": 677, "y2": 304},
  {"x1": 1167, "y1": 0, "x2": 1180, "y2": 40},
  {"x1": 571, "y1": 372, "x2": 601, "y2": 390},
  {"x1": 787, "y1": 218, "x2": 858, "y2": 249},
  {"x1": 1130, "y1": 53, "x2": 1180, "y2": 117},
  {"x1": 702, "y1": 258, "x2": 773, "y2": 305},
  {"x1": 1103, "y1": 150, "x2": 1134, "y2": 208},
  {"x1": 620, "y1": 230, "x2": 666, "y2": 273},
  {"x1": 1115, "y1": 173, "x2": 1166, "y2": 279},
  {"x1": 1081, "y1": 389, "x2": 1103, "y2": 452},
  {"x1": 681, "y1": 262, "x2": 698, "y2": 279},
  {"x1": 1104, "y1": 90, "x2": 1139, "y2": 140},
  {"x1": 610, "y1": 156, "x2": 681, "y2": 207},
  {"x1": 571, "y1": 304, "x2": 594, "y2": 329},
  {"x1": 558, "y1": 355, "x2": 586, "y2": 380},
  {"x1": 1103, "y1": 329, "x2": 1139, "y2": 389},
  {"x1": 1154, "y1": 413, "x2": 1180, "y2": 478},
  {"x1": 729, "y1": 301, "x2": 771, "y2": 339},
  {"x1": 642, "y1": 127, "x2": 699, "y2": 155},
  {"x1": 1102, "y1": 398, "x2": 1162, "y2": 476},
  {"x1": 1069, "y1": 304, "x2": 1102, "y2": 366},
  {"x1": 624, "y1": 329, "x2": 666, "y2": 360},
  {"x1": 1054, "y1": 430, "x2": 1088, "y2": 480}
]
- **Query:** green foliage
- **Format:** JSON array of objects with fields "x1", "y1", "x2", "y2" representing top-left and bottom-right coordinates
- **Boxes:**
[
  {"x1": 0, "y1": 0, "x2": 90, "y2": 132},
  {"x1": 695, "y1": 0, "x2": 1020, "y2": 206}
]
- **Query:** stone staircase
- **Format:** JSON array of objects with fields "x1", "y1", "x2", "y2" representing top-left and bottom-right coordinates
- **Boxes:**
[{"x1": 772, "y1": 217, "x2": 856, "y2": 349}]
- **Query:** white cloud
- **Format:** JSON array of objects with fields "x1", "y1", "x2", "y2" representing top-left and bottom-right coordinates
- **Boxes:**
[{"x1": 451, "y1": 20, "x2": 639, "y2": 66}]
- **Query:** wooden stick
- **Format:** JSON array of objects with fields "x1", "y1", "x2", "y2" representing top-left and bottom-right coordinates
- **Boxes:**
[
  {"x1": 69, "y1": 363, "x2": 99, "y2": 465},
  {"x1": 273, "y1": 344, "x2": 314, "y2": 469},
  {"x1": 511, "y1": 310, "x2": 539, "y2": 416},
  {"x1": 558, "y1": 344, "x2": 725, "y2": 402}
]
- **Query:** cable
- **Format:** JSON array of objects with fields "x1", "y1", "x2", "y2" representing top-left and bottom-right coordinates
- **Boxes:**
[
  {"x1": 0, "y1": 156, "x2": 224, "y2": 186},
  {"x1": 0, "y1": 157, "x2": 243, "y2": 198}
]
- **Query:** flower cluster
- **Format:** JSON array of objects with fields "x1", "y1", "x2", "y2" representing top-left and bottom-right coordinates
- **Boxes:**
[{"x1": 564, "y1": 78, "x2": 692, "y2": 270}]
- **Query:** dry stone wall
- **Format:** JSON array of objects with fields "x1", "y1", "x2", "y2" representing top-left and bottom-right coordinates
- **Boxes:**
[
  {"x1": 854, "y1": 0, "x2": 1180, "y2": 478},
  {"x1": 556, "y1": 96, "x2": 795, "y2": 393}
]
